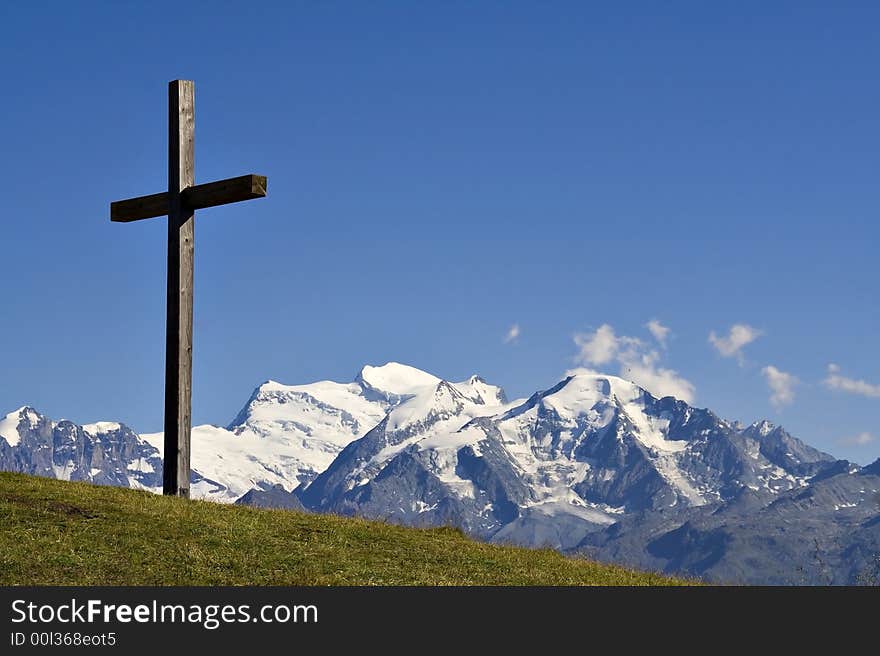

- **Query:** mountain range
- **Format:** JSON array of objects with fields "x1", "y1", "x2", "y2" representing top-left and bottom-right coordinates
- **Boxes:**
[{"x1": 2, "y1": 362, "x2": 878, "y2": 584}]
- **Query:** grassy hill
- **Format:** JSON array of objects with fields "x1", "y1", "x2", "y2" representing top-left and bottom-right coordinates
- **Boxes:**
[{"x1": 0, "y1": 472, "x2": 687, "y2": 585}]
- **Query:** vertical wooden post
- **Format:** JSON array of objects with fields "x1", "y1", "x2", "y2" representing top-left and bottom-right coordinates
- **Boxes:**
[{"x1": 163, "y1": 80, "x2": 195, "y2": 497}]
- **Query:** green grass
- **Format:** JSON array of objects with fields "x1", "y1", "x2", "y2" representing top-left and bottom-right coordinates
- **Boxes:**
[{"x1": 0, "y1": 472, "x2": 688, "y2": 586}]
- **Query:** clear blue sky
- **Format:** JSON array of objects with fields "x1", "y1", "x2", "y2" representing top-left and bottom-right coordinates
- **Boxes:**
[{"x1": 1, "y1": 2, "x2": 877, "y2": 463}]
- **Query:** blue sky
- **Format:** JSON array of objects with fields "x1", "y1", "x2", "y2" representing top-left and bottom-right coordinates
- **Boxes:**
[{"x1": 1, "y1": 2, "x2": 878, "y2": 463}]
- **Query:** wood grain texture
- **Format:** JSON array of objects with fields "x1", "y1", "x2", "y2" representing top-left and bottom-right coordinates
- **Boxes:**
[
  {"x1": 184, "y1": 174, "x2": 267, "y2": 209},
  {"x1": 163, "y1": 79, "x2": 195, "y2": 498},
  {"x1": 110, "y1": 175, "x2": 266, "y2": 222},
  {"x1": 110, "y1": 192, "x2": 168, "y2": 222}
]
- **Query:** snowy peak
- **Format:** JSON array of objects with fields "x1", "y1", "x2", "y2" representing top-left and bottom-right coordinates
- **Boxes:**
[
  {"x1": 355, "y1": 362, "x2": 441, "y2": 403},
  {"x1": 740, "y1": 418, "x2": 835, "y2": 476},
  {"x1": 0, "y1": 409, "x2": 160, "y2": 490},
  {"x1": 228, "y1": 376, "x2": 382, "y2": 439},
  {"x1": 747, "y1": 420, "x2": 776, "y2": 437},
  {"x1": 385, "y1": 380, "x2": 470, "y2": 432},
  {"x1": 500, "y1": 373, "x2": 648, "y2": 426},
  {"x1": 216, "y1": 363, "x2": 509, "y2": 496},
  {"x1": 0, "y1": 366, "x2": 841, "y2": 524},
  {"x1": 453, "y1": 375, "x2": 508, "y2": 406},
  {"x1": 81, "y1": 421, "x2": 123, "y2": 437},
  {"x1": 0, "y1": 406, "x2": 45, "y2": 447},
  {"x1": 541, "y1": 373, "x2": 645, "y2": 415}
]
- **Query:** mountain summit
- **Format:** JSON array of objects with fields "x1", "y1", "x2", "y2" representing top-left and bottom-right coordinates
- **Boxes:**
[
  {"x1": 152, "y1": 362, "x2": 507, "y2": 500},
  {"x1": 301, "y1": 370, "x2": 840, "y2": 548},
  {"x1": 2, "y1": 363, "x2": 877, "y2": 584}
]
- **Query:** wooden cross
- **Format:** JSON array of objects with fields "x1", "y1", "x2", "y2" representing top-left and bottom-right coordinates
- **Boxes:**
[{"x1": 110, "y1": 80, "x2": 268, "y2": 498}]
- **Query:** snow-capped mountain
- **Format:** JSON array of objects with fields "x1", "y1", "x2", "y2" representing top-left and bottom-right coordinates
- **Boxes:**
[
  {"x1": 0, "y1": 407, "x2": 161, "y2": 490},
  {"x1": 175, "y1": 362, "x2": 505, "y2": 500},
  {"x1": 2, "y1": 362, "x2": 878, "y2": 584},
  {"x1": 300, "y1": 377, "x2": 529, "y2": 536},
  {"x1": 580, "y1": 457, "x2": 880, "y2": 584},
  {"x1": 0, "y1": 363, "x2": 507, "y2": 503},
  {"x1": 301, "y1": 372, "x2": 840, "y2": 547},
  {"x1": 219, "y1": 362, "x2": 505, "y2": 489},
  {"x1": 297, "y1": 371, "x2": 879, "y2": 583}
]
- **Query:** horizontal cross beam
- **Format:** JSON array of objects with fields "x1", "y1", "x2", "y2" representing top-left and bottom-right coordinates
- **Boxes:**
[{"x1": 110, "y1": 174, "x2": 267, "y2": 222}]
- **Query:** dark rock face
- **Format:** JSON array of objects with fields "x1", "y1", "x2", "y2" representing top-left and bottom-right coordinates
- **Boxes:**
[
  {"x1": 575, "y1": 466, "x2": 880, "y2": 585},
  {"x1": 0, "y1": 408, "x2": 161, "y2": 490},
  {"x1": 235, "y1": 484, "x2": 306, "y2": 511}
]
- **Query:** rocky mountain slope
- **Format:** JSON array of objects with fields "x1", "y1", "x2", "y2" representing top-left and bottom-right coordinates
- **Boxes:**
[{"x1": 2, "y1": 362, "x2": 878, "y2": 584}]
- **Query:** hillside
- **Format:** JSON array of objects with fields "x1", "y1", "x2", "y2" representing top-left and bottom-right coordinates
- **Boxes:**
[{"x1": 0, "y1": 473, "x2": 687, "y2": 586}]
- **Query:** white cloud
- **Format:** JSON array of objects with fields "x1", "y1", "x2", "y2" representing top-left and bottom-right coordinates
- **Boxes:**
[
  {"x1": 836, "y1": 432, "x2": 877, "y2": 447},
  {"x1": 823, "y1": 363, "x2": 880, "y2": 398},
  {"x1": 503, "y1": 323, "x2": 520, "y2": 344},
  {"x1": 573, "y1": 324, "x2": 695, "y2": 403},
  {"x1": 620, "y1": 350, "x2": 696, "y2": 402},
  {"x1": 761, "y1": 365, "x2": 798, "y2": 408},
  {"x1": 564, "y1": 366, "x2": 599, "y2": 377},
  {"x1": 574, "y1": 323, "x2": 625, "y2": 366},
  {"x1": 646, "y1": 319, "x2": 670, "y2": 347},
  {"x1": 709, "y1": 323, "x2": 762, "y2": 364}
]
